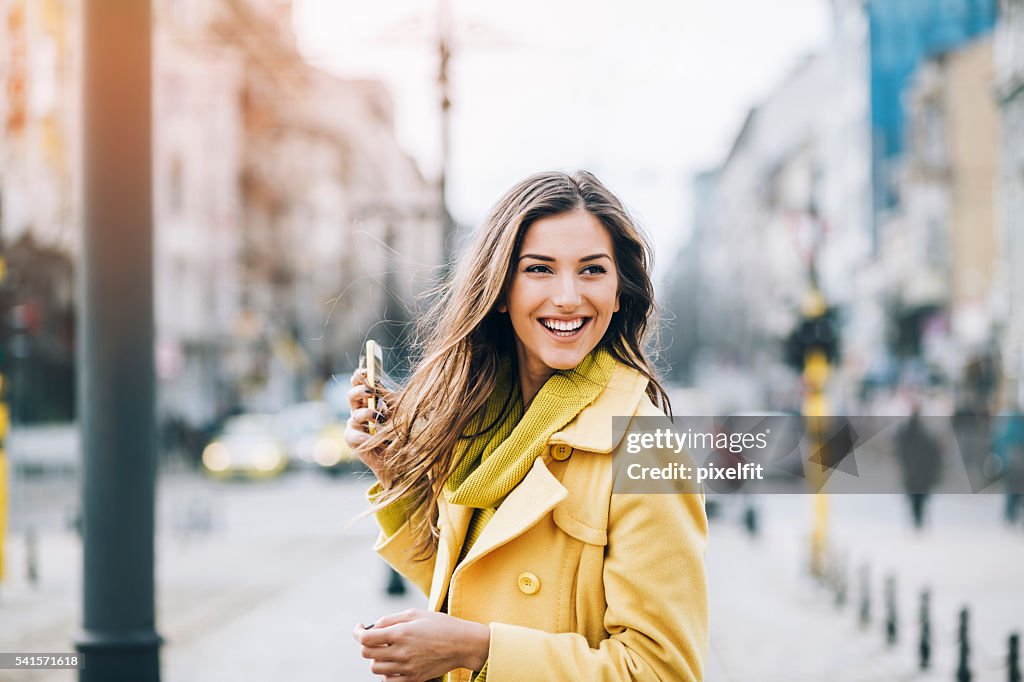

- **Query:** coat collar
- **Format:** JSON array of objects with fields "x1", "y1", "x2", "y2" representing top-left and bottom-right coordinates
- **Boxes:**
[
  {"x1": 441, "y1": 457, "x2": 568, "y2": 589},
  {"x1": 547, "y1": 360, "x2": 650, "y2": 453}
]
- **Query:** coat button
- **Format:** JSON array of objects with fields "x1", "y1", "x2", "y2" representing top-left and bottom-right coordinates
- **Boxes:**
[
  {"x1": 551, "y1": 444, "x2": 573, "y2": 461},
  {"x1": 517, "y1": 572, "x2": 540, "y2": 595}
]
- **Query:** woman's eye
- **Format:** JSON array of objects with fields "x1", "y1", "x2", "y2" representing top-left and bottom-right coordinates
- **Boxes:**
[
  {"x1": 524, "y1": 264, "x2": 552, "y2": 274},
  {"x1": 582, "y1": 264, "x2": 608, "y2": 275}
]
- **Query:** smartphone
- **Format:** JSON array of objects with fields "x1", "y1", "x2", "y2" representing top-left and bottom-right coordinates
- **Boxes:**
[{"x1": 362, "y1": 340, "x2": 383, "y2": 435}]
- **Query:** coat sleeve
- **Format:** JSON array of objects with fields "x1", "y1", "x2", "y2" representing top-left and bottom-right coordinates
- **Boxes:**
[
  {"x1": 485, "y1": 488, "x2": 709, "y2": 681},
  {"x1": 366, "y1": 482, "x2": 437, "y2": 597}
]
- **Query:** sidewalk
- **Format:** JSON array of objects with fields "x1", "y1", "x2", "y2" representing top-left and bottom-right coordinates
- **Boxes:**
[
  {"x1": 1, "y1": 470, "x2": 419, "y2": 681},
  {"x1": 705, "y1": 494, "x2": 1023, "y2": 682},
  {"x1": 2, "y1": 471, "x2": 1020, "y2": 681}
]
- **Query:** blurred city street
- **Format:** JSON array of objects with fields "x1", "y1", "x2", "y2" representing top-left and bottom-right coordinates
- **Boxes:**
[
  {"x1": 2, "y1": 466, "x2": 1021, "y2": 681},
  {"x1": 3, "y1": 0, "x2": 1024, "y2": 679}
]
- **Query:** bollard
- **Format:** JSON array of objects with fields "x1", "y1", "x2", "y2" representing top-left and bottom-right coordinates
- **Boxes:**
[
  {"x1": 835, "y1": 553, "x2": 847, "y2": 609},
  {"x1": 919, "y1": 590, "x2": 931, "y2": 670},
  {"x1": 1009, "y1": 633, "x2": 1020, "y2": 682},
  {"x1": 26, "y1": 527, "x2": 38, "y2": 587},
  {"x1": 743, "y1": 505, "x2": 758, "y2": 538},
  {"x1": 885, "y1": 575, "x2": 897, "y2": 646},
  {"x1": 859, "y1": 564, "x2": 871, "y2": 628},
  {"x1": 957, "y1": 607, "x2": 972, "y2": 682},
  {"x1": 835, "y1": 561, "x2": 843, "y2": 606}
]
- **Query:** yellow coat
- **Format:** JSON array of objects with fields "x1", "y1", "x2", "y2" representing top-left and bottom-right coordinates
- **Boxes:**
[{"x1": 372, "y1": 361, "x2": 709, "y2": 681}]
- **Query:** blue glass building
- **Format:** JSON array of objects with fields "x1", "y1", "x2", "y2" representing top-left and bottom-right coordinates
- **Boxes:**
[{"x1": 868, "y1": 0, "x2": 997, "y2": 243}]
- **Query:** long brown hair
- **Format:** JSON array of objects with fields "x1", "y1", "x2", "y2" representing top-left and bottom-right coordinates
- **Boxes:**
[{"x1": 361, "y1": 170, "x2": 671, "y2": 558}]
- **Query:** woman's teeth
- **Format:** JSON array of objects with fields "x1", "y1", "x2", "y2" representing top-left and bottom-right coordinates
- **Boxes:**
[{"x1": 541, "y1": 318, "x2": 586, "y2": 336}]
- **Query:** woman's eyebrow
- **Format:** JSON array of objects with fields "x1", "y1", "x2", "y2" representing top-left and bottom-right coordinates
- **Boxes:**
[{"x1": 518, "y1": 253, "x2": 611, "y2": 263}]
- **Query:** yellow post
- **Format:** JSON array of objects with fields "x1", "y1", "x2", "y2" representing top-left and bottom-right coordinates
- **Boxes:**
[{"x1": 804, "y1": 348, "x2": 830, "y2": 580}]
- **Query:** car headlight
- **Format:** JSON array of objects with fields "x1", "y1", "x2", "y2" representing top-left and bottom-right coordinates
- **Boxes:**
[
  {"x1": 253, "y1": 443, "x2": 283, "y2": 471},
  {"x1": 313, "y1": 437, "x2": 343, "y2": 467},
  {"x1": 203, "y1": 442, "x2": 231, "y2": 471}
]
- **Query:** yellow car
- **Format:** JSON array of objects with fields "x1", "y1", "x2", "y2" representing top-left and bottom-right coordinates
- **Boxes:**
[
  {"x1": 311, "y1": 419, "x2": 365, "y2": 476},
  {"x1": 202, "y1": 414, "x2": 288, "y2": 480}
]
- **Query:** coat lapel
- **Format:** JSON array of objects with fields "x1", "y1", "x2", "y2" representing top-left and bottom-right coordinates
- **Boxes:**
[
  {"x1": 428, "y1": 501, "x2": 474, "y2": 612},
  {"x1": 429, "y1": 362, "x2": 649, "y2": 607},
  {"x1": 452, "y1": 457, "x2": 568, "y2": 575}
]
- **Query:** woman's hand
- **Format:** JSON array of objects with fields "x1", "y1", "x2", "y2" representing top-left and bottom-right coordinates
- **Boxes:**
[
  {"x1": 353, "y1": 608, "x2": 490, "y2": 682},
  {"x1": 344, "y1": 367, "x2": 393, "y2": 485}
]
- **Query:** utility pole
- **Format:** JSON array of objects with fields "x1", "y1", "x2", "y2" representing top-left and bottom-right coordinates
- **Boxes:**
[
  {"x1": 75, "y1": 1, "x2": 162, "y2": 679},
  {"x1": 437, "y1": 0, "x2": 456, "y2": 263},
  {"x1": 374, "y1": 0, "x2": 511, "y2": 265}
]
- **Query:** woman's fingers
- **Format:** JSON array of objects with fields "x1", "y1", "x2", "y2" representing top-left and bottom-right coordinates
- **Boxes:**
[
  {"x1": 357, "y1": 623, "x2": 400, "y2": 648},
  {"x1": 370, "y1": 660, "x2": 406, "y2": 676},
  {"x1": 374, "y1": 609, "x2": 422, "y2": 628},
  {"x1": 344, "y1": 421, "x2": 368, "y2": 444},
  {"x1": 360, "y1": 644, "x2": 395, "y2": 660},
  {"x1": 353, "y1": 406, "x2": 386, "y2": 425},
  {"x1": 348, "y1": 378, "x2": 393, "y2": 415},
  {"x1": 347, "y1": 382, "x2": 373, "y2": 412}
]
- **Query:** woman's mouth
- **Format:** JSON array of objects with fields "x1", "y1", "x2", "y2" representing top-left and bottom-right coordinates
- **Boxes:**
[{"x1": 538, "y1": 317, "x2": 590, "y2": 339}]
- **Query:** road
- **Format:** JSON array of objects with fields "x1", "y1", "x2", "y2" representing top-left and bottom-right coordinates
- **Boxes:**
[{"x1": 1, "y1": 467, "x2": 1021, "y2": 681}]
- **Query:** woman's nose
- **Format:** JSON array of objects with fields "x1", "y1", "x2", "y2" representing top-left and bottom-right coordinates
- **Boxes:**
[{"x1": 552, "y1": 276, "x2": 582, "y2": 308}]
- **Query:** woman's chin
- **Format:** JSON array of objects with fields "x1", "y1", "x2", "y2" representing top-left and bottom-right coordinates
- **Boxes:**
[{"x1": 540, "y1": 347, "x2": 594, "y2": 372}]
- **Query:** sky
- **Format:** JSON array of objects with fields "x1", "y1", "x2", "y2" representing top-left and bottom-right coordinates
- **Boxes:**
[{"x1": 292, "y1": 0, "x2": 830, "y2": 278}]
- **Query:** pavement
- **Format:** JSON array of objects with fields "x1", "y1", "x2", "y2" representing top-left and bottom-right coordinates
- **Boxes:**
[
  {"x1": 1, "y1": 468, "x2": 1022, "y2": 681},
  {"x1": 705, "y1": 494, "x2": 1024, "y2": 682}
]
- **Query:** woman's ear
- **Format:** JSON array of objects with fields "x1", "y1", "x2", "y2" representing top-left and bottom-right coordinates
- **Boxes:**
[
  {"x1": 497, "y1": 300, "x2": 508, "y2": 314},
  {"x1": 614, "y1": 294, "x2": 620, "y2": 313}
]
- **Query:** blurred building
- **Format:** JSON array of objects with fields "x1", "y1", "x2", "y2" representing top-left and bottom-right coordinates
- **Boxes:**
[
  {"x1": 672, "y1": 0, "x2": 872, "y2": 407},
  {"x1": 995, "y1": 0, "x2": 1024, "y2": 406},
  {"x1": 883, "y1": 38, "x2": 999, "y2": 397},
  {"x1": 866, "y1": 0, "x2": 996, "y2": 246},
  {"x1": 1, "y1": 0, "x2": 442, "y2": 430},
  {"x1": 157, "y1": 0, "x2": 441, "y2": 424},
  {"x1": 0, "y1": 0, "x2": 80, "y2": 424}
]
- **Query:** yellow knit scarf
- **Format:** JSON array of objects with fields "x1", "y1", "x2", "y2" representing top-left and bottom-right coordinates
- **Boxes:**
[{"x1": 442, "y1": 345, "x2": 616, "y2": 511}]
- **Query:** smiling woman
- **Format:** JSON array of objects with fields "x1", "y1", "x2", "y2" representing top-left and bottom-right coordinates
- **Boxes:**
[
  {"x1": 345, "y1": 170, "x2": 708, "y2": 682},
  {"x1": 499, "y1": 209, "x2": 621, "y2": 408}
]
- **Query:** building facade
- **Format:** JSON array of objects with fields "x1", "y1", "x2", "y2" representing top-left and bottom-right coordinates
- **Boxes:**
[
  {"x1": 676, "y1": 0, "x2": 873, "y2": 409},
  {"x1": 996, "y1": 0, "x2": 1024, "y2": 405},
  {"x1": 1, "y1": 0, "x2": 442, "y2": 430},
  {"x1": 886, "y1": 38, "x2": 1000, "y2": 401},
  {"x1": 866, "y1": 0, "x2": 996, "y2": 245}
]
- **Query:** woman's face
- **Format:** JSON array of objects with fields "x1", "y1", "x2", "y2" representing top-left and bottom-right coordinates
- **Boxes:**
[{"x1": 500, "y1": 209, "x2": 620, "y2": 379}]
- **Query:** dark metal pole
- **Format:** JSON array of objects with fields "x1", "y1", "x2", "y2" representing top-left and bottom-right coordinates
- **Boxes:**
[
  {"x1": 919, "y1": 590, "x2": 931, "y2": 670},
  {"x1": 884, "y1": 575, "x2": 897, "y2": 646},
  {"x1": 75, "y1": 0, "x2": 161, "y2": 680}
]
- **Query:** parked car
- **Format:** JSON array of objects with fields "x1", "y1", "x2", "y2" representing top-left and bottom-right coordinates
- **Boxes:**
[
  {"x1": 201, "y1": 414, "x2": 288, "y2": 480},
  {"x1": 311, "y1": 416, "x2": 365, "y2": 476},
  {"x1": 276, "y1": 401, "x2": 334, "y2": 470}
]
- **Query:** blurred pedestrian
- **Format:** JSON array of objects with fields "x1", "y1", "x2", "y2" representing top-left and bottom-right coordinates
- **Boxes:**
[
  {"x1": 952, "y1": 397, "x2": 990, "y2": 480},
  {"x1": 992, "y1": 402, "x2": 1024, "y2": 526},
  {"x1": 345, "y1": 171, "x2": 708, "y2": 682},
  {"x1": 895, "y1": 405, "x2": 943, "y2": 530}
]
